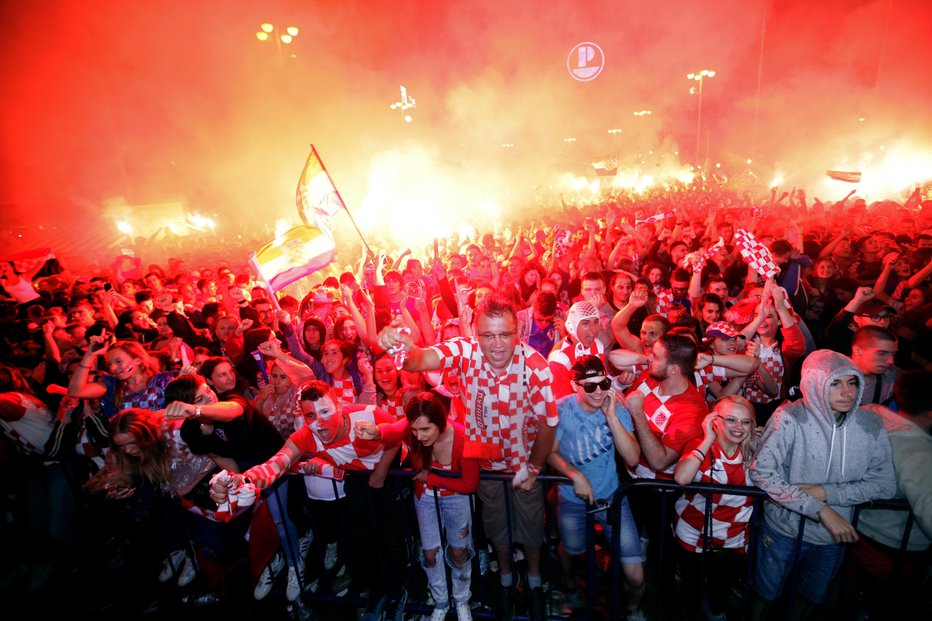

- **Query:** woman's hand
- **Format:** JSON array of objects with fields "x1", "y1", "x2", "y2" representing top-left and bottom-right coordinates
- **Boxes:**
[{"x1": 701, "y1": 413, "x2": 720, "y2": 445}]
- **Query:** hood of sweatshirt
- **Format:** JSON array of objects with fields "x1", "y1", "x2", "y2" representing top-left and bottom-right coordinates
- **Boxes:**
[{"x1": 799, "y1": 349, "x2": 864, "y2": 426}]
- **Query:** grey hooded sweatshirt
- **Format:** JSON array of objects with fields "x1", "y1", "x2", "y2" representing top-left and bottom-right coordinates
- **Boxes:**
[{"x1": 749, "y1": 349, "x2": 896, "y2": 545}]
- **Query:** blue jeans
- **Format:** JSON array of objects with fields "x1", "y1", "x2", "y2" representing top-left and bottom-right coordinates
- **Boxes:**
[
  {"x1": 414, "y1": 492, "x2": 474, "y2": 607},
  {"x1": 558, "y1": 495, "x2": 644, "y2": 564},
  {"x1": 754, "y1": 519, "x2": 845, "y2": 604}
]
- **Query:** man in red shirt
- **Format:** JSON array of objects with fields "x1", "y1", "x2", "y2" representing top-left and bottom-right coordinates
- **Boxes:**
[{"x1": 625, "y1": 332, "x2": 708, "y2": 616}]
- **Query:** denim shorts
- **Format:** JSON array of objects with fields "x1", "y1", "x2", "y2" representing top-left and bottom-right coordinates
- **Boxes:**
[
  {"x1": 558, "y1": 495, "x2": 644, "y2": 564},
  {"x1": 754, "y1": 519, "x2": 845, "y2": 604}
]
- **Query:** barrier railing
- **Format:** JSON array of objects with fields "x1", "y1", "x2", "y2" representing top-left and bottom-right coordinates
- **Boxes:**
[{"x1": 262, "y1": 470, "x2": 916, "y2": 621}]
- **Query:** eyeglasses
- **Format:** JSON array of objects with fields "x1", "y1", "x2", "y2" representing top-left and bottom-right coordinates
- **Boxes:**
[
  {"x1": 576, "y1": 378, "x2": 612, "y2": 393},
  {"x1": 721, "y1": 416, "x2": 754, "y2": 428},
  {"x1": 858, "y1": 313, "x2": 893, "y2": 321},
  {"x1": 477, "y1": 330, "x2": 517, "y2": 342}
]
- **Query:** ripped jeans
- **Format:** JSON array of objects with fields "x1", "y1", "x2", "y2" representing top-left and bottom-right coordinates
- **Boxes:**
[{"x1": 414, "y1": 491, "x2": 474, "y2": 607}]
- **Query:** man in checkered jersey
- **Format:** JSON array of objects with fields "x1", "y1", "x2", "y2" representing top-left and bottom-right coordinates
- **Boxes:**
[
  {"x1": 378, "y1": 293, "x2": 558, "y2": 621},
  {"x1": 623, "y1": 331, "x2": 708, "y2": 615}
]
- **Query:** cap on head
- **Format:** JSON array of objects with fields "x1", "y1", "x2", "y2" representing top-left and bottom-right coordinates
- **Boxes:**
[
  {"x1": 705, "y1": 321, "x2": 739, "y2": 339},
  {"x1": 571, "y1": 354, "x2": 607, "y2": 381}
]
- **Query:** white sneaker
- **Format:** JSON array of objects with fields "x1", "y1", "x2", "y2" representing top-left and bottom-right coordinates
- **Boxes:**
[
  {"x1": 176, "y1": 554, "x2": 197, "y2": 587},
  {"x1": 324, "y1": 541, "x2": 338, "y2": 570},
  {"x1": 286, "y1": 566, "x2": 302, "y2": 602},
  {"x1": 159, "y1": 549, "x2": 186, "y2": 583},
  {"x1": 454, "y1": 601, "x2": 472, "y2": 621},
  {"x1": 254, "y1": 552, "x2": 285, "y2": 600},
  {"x1": 429, "y1": 606, "x2": 449, "y2": 621}
]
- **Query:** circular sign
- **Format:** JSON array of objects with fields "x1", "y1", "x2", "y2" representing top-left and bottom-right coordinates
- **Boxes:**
[{"x1": 567, "y1": 42, "x2": 605, "y2": 82}]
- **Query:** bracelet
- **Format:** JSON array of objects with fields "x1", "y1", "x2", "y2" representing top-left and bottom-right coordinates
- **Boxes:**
[
  {"x1": 690, "y1": 448, "x2": 706, "y2": 461},
  {"x1": 526, "y1": 462, "x2": 542, "y2": 476},
  {"x1": 79, "y1": 363, "x2": 92, "y2": 369},
  {"x1": 710, "y1": 355, "x2": 715, "y2": 366}
]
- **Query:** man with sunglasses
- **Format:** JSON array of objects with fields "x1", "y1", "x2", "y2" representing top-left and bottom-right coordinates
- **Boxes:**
[{"x1": 548, "y1": 355, "x2": 645, "y2": 619}]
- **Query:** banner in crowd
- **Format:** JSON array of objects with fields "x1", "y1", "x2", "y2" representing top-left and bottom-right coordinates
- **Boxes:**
[
  {"x1": 249, "y1": 224, "x2": 335, "y2": 292},
  {"x1": 826, "y1": 170, "x2": 862, "y2": 183},
  {"x1": 734, "y1": 228, "x2": 779, "y2": 278},
  {"x1": 592, "y1": 154, "x2": 618, "y2": 176},
  {"x1": 635, "y1": 211, "x2": 674, "y2": 226},
  {"x1": 0, "y1": 247, "x2": 66, "y2": 279},
  {"x1": 297, "y1": 145, "x2": 346, "y2": 229}
]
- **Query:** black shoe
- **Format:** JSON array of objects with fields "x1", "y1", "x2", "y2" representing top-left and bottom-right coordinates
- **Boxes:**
[
  {"x1": 498, "y1": 585, "x2": 515, "y2": 621},
  {"x1": 528, "y1": 586, "x2": 546, "y2": 621}
]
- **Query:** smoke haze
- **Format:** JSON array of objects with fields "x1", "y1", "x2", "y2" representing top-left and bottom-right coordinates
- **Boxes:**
[{"x1": 2, "y1": 0, "x2": 930, "y2": 261}]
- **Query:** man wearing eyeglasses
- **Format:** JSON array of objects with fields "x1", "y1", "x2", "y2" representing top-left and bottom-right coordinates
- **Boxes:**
[
  {"x1": 378, "y1": 293, "x2": 558, "y2": 621},
  {"x1": 548, "y1": 355, "x2": 645, "y2": 619},
  {"x1": 824, "y1": 287, "x2": 895, "y2": 355}
]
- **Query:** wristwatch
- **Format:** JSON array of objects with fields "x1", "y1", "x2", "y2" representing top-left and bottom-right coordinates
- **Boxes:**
[{"x1": 193, "y1": 406, "x2": 202, "y2": 419}]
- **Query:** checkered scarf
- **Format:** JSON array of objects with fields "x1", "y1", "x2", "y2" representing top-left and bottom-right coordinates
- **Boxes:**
[
  {"x1": 682, "y1": 237, "x2": 726, "y2": 274},
  {"x1": 735, "y1": 229, "x2": 779, "y2": 278}
]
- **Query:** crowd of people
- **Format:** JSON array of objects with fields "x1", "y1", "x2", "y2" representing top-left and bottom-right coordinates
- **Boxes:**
[{"x1": 1, "y1": 180, "x2": 930, "y2": 621}]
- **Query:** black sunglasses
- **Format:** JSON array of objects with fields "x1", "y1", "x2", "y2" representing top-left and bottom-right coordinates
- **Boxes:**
[{"x1": 576, "y1": 378, "x2": 612, "y2": 393}]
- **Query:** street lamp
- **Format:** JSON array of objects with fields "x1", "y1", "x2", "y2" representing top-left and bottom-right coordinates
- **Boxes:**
[
  {"x1": 256, "y1": 23, "x2": 299, "y2": 60},
  {"x1": 687, "y1": 69, "x2": 715, "y2": 164}
]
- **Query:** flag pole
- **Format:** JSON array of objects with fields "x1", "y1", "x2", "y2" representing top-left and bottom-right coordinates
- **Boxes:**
[
  {"x1": 248, "y1": 253, "x2": 283, "y2": 312},
  {"x1": 310, "y1": 144, "x2": 374, "y2": 257}
]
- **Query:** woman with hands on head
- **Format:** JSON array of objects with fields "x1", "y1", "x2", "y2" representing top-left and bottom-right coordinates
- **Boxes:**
[
  {"x1": 68, "y1": 335, "x2": 175, "y2": 419},
  {"x1": 672, "y1": 396, "x2": 759, "y2": 621},
  {"x1": 739, "y1": 280, "x2": 807, "y2": 424}
]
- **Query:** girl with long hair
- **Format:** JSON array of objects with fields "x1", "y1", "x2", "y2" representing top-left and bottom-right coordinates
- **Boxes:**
[
  {"x1": 68, "y1": 336, "x2": 174, "y2": 419},
  {"x1": 673, "y1": 396, "x2": 759, "y2": 621},
  {"x1": 355, "y1": 392, "x2": 479, "y2": 621}
]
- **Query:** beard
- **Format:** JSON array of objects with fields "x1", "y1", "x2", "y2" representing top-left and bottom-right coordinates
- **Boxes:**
[{"x1": 648, "y1": 366, "x2": 668, "y2": 382}]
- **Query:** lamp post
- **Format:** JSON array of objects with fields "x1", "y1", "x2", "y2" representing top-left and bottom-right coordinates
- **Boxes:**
[
  {"x1": 256, "y1": 23, "x2": 299, "y2": 61},
  {"x1": 687, "y1": 69, "x2": 715, "y2": 164}
]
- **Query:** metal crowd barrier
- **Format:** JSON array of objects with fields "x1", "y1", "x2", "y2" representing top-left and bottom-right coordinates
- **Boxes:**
[{"x1": 261, "y1": 470, "x2": 916, "y2": 621}]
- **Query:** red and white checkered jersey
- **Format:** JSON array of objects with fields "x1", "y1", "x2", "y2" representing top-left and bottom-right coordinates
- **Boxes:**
[
  {"x1": 378, "y1": 389, "x2": 407, "y2": 421},
  {"x1": 694, "y1": 364, "x2": 728, "y2": 388},
  {"x1": 625, "y1": 373, "x2": 708, "y2": 479},
  {"x1": 430, "y1": 337, "x2": 558, "y2": 471},
  {"x1": 332, "y1": 375, "x2": 357, "y2": 405},
  {"x1": 290, "y1": 404, "x2": 391, "y2": 472},
  {"x1": 0, "y1": 392, "x2": 53, "y2": 456},
  {"x1": 673, "y1": 441, "x2": 754, "y2": 552},
  {"x1": 548, "y1": 338, "x2": 606, "y2": 399},
  {"x1": 655, "y1": 289, "x2": 675, "y2": 317},
  {"x1": 742, "y1": 346, "x2": 783, "y2": 404}
]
